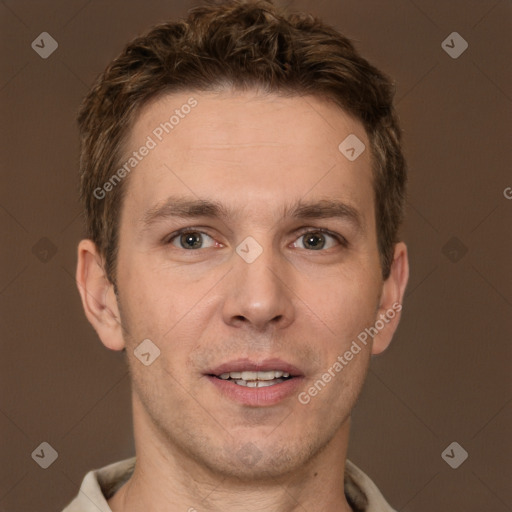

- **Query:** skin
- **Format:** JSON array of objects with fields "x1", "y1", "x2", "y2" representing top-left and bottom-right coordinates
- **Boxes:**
[{"x1": 76, "y1": 89, "x2": 409, "y2": 512}]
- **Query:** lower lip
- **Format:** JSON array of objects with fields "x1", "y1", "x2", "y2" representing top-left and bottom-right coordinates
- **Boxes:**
[{"x1": 206, "y1": 375, "x2": 304, "y2": 406}]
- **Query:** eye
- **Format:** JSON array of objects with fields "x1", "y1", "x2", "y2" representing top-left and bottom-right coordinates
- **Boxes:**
[
  {"x1": 164, "y1": 227, "x2": 347, "y2": 252},
  {"x1": 167, "y1": 229, "x2": 217, "y2": 250},
  {"x1": 291, "y1": 229, "x2": 346, "y2": 251}
]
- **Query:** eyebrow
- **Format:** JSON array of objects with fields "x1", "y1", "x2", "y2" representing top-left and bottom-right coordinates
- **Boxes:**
[{"x1": 139, "y1": 195, "x2": 364, "y2": 233}]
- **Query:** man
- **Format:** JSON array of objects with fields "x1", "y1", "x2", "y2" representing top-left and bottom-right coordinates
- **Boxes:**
[{"x1": 64, "y1": 0, "x2": 409, "y2": 510}]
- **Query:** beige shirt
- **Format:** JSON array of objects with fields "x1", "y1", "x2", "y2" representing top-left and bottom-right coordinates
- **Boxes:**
[{"x1": 62, "y1": 457, "x2": 396, "y2": 512}]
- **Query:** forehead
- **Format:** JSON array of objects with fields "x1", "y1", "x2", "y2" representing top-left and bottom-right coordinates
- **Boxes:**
[
  {"x1": 121, "y1": 90, "x2": 374, "y2": 229},
  {"x1": 130, "y1": 89, "x2": 368, "y2": 158}
]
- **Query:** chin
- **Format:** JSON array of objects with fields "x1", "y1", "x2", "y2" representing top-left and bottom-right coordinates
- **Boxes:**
[
  {"x1": 202, "y1": 433, "x2": 320, "y2": 482},
  {"x1": 212, "y1": 450, "x2": 304, "y2": 482}
]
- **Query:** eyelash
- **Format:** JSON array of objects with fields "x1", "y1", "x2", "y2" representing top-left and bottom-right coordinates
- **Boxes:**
[{"x1": 164, "y1": 227, "x2": 348, "y2": 250}]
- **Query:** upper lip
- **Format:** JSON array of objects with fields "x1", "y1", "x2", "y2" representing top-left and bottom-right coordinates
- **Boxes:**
[{"x1": 206, "y1": 358, "x2": 304, "y2": 377}]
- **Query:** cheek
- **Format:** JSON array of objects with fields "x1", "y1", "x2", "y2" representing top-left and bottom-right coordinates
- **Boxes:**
[
  {"x1": 297, "y1": 343, "x2": 371, "y2": 432},
  {"x1": 117, "y1": 273, "x2": 208, "y2": 375},
  {"x1": 116, "y1": 280, "x2": 174, "y2": 358},
  {"x1": 304, "y1": 272, "x2": 379, "y2": 344}
]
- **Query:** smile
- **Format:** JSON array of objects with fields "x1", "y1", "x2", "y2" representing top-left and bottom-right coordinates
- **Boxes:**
[{"x1": 215, "y1": 370, "x2": 292, "y2": 387}]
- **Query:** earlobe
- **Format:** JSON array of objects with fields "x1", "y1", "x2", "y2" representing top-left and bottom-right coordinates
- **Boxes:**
[
  {"x1": 371, "y1": 242, "x2": 409, "y2": 355},
  {"x1": 76, "y1": 239, "x2": 126, "y2": 351}
]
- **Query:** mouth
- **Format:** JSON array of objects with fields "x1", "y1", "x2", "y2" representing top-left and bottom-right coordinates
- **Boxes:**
[
  {"x1": 209, "y1": 370, "x2": 294, "y2": 388},
  {"x1": 205, "y1": 358, "x2": 304, "y2": 406}
]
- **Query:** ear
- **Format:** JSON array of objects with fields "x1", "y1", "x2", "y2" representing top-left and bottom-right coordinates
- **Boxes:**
[
  {"x1": 371, "y1": 241, "x2": 409, "y2": 355},
  {"x1": 76, "y1": 239, "x2": 125, "y2": 351}
]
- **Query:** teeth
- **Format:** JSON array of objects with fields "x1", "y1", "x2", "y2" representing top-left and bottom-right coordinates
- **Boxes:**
[
  {"x1": 241, "y1": 370, "x2": 285, "y2": 380},
  {"x1": 234, "y1": 379, "x2": 285, "y2": 387},
  {"x1": 218, "y1": 370, "x2": 289, "y2": 381}
]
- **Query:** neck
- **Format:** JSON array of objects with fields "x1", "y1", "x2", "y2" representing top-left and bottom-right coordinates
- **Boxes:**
[{"x1": 109, "y1": 395, "x2": 354, "y2": 512}]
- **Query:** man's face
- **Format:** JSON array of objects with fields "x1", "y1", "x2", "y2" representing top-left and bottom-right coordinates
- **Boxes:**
[{"x1": 114, "y1": 90, "x2": 385, "y2": 479}]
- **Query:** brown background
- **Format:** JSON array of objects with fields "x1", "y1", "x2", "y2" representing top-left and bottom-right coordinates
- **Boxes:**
[{"x1": 1, "y1": 0, "x2": 511, "y2": 511}]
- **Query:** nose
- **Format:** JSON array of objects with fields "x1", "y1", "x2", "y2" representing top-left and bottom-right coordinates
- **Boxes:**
[{"x1": 221, "y1": 241, "x2": 295, "y2": 332}]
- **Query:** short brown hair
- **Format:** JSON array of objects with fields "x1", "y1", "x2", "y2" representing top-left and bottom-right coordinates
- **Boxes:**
[{"x1": 78, "y1": 0, "x2": 407, "y2": 283}]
